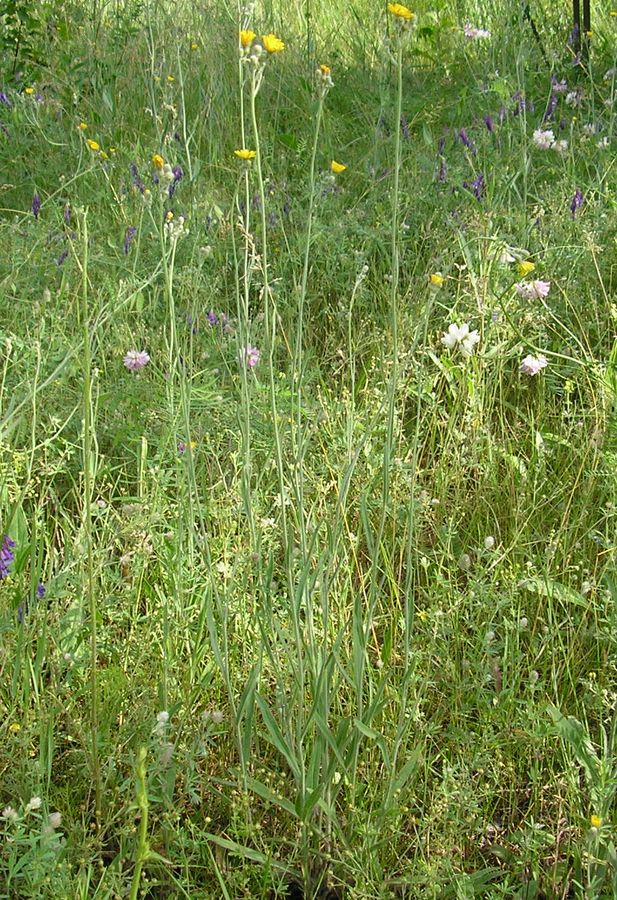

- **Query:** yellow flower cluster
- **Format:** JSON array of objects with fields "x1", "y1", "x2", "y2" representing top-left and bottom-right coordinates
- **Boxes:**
[
  {"x1": 239, "y1": 30, "x2": 285, "y2": 53},
  {"x1": 388, "y1": 3, "x2": 415, "y2": 20},
  {"x1": 518, "y1": 260, "x2": 535, "y2": 277}
]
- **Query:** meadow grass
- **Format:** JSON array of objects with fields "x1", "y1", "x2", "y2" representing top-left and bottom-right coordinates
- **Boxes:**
[{"x1": 1, "y1": 0, "x2": 617, "y2": 896}]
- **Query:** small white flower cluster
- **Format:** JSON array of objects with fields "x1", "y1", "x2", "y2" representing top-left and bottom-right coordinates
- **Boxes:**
[
  {"x1": 164, "y1": 213, "x2": 188, "y2": 242},
  {"x1": 532, "y1": 129, "x2": 568, "y2": 153},
  {"x1": 153, "y1": 710, "x2": 169, "y2": 737},
  {"x1": 2, "y1": 798, "x2": 62, "y2": 833}
]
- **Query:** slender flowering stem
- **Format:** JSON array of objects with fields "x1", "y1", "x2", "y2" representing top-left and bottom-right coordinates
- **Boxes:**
[
  {"x1": 294, "y1": 92, "x2": 325, "y2": 560},
  {"x1": 249, "y1": 70, "x2": 289, "y2": 560},
  {"x1": 79, "y1": 210, "x2": 101, "y2": 817}
]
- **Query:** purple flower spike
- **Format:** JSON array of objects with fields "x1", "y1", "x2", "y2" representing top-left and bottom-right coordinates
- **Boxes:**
[
  {"x1": 36, "y1": 583, "x2": 46, "y2": 599},
  {"x1": 57, "y1": 250, "x2": 68, "y2": 266},
  {"x1": 130, "y1": 162, "x2": 145, "y2": 193},
  {"x1": 463, "y1": 173, "x2": 485, "y2": 200},
  {"x1": 207, "y1": 311, "x2": 219, "y2": 326},
  {"x1": 169, "y1": 164, "x2": 184, "y2": 198},
  {"x1": 0, "y1": 91, "x2": 12, "y2": 107},
  {"x1": 459, "y1": 128, "x2": 472, "y2": 148},
  {"x1": 483, "y1": 115, "x2": 494, "y2": 133},
  {"x1": 32, "y1": 193, "x2": 41, "y2": 219},
  {"x1": 570, "y1": 188, "x2": 584, "y2": 219},
  {"x1": 0, "y1": 535, "x2": 16, "y2": 579},
  {"x1": 124, "y1": 226, "x2": 137, "y2": 255},
  {"x1": 543, "y1": 94, "x2": 558, "y2": 122}
]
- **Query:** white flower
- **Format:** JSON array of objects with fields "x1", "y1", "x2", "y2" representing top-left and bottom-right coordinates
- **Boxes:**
[
  {"x1": 441, "y1": 322, "x2": 480, "y2": 357},
  {"x1": 532, "y1": 128, "x2": 554, "y2": 150},
  {"x1": 552, "y1": 79, "x2": 568, "y2": 94},
  {"x1": 565, "y1": 90, "x2": 581, "y2": 107},
  {"x1": 25, "y1": 797, "x2": 42, "y2": 813},
  {"x1": 582, "y1": 123, "x2": 596, "y2": 135},
  {"x1": 552, "y1": 139, "x2": 568, "y2": 153},
  {"x1": 520, "y1": 354, "x2": 548, "y2": 376},
  {"x1": 597, "y1": 136, "x2": 609, "y2": 148},
  {"x1": 153, "y1": 710, "x2": 169, "y2": 737},
  {"x1": 2, "y1": 806, "x2": 18, "y2": 823},
  {"x1": 47, "y1": 812, "x2": 62, "y2": 829},
  {"x1": 484, "y1": 535, "x2": 496, "y2": 550}
]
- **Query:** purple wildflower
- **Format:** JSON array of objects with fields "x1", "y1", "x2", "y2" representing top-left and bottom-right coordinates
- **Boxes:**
[
  {"x1": 543, "y1": 94, "x2": 558, "y2": 121},
  {"x1": 36, "y1": 583, "x2": 46, "y2": 599},
  {"x1": 57, "y1": 250, "x2": 68, "y2": 266},
  {"x1": 567, "y1": 22, "x2": 579, "y2": 47},
  {"x1": 483, "y1": 115, "x2": 494, "y2": 133},
  {"x1": 463, "y1": 173, "x2": 485, "y2": 200},
  {"x1": 123, "y1": 349, "x2": 150, "y2": 371},
  {"x1": 0, "y1": 536, "x2": 15, "y2": 579},
  {"x1": 32, "y1": 193, "x2": 41, "y2": 220},
  {"x1": 0, "y1": 91, "x2": 11, "y2": 106},
  {"x1": 570, "y1": 188, "x2": 584, "y2": 219},
  {"x1": 207, "y1": 310, "x2": 219, "y2": 326},
  {"x1": 240, "y1": 344, "x2": 260, "y2": 368},
  {"x1": 130, "y1": 162, "x2": 145, "y2": 193},
  {"x1": 459, "y1": 128, "x2": 472, "y2": 148},
  {"x1": 168, "y1": 164, "x2": 183, "y2": 198},
  {"x1": 123, "y1": 226, "x2": 137, "y2": 255}
]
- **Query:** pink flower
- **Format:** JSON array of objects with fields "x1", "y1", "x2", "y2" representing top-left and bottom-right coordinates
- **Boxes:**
[
  {"x1": 463, "y1": 23, "x2": 491, "y2": 39},
  {"x1": 123, "y1": 350, "x2": 150, "y2": 371},
  {"x1": 515, "y1": 280, "x2": 551, "y2": 300},
  {"x1": 520, "y1": 354, "x2": 548, "y2": 376},
  {"x1": 240, "y1": 344, "x2": 260, "y2": 368}
]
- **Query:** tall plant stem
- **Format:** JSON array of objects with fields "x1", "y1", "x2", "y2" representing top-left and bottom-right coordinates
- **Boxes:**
[{"x1": 80, "y1": 210, "x2": 101, "y2": 817}]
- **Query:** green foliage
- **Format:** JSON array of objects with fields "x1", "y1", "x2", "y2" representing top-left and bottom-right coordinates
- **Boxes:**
[{"x1": 1, "y1": 0, "x2": 617, "y2": 896}]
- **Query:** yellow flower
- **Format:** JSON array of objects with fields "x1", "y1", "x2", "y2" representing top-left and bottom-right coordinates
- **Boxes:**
[
  {"x1": 262, "y1": 33, "x2": 285, "y2": 53},
  {"x1": 86, "y1": 139, "x2": 100, "y2": 151},
  {"x1": 234, "y1": 148, "x2": 256, "y2": 160},
  {"x1": 166, "y1": 210, "x2": 174, "y2": 221},
  {"x1": 430, "y1": 273, "x2": 444, "y2": 286},
  {"x1": 109, "y1": 147, "x2": 117, "y2": 154},
  {"x1": 330, "y1": 160, "x2": 347, "y2": 174},
  {"x1": 9, "y1": 723, "x2": 21, "y2": 733},
  {"x1": 590, "y1": 814, "x2": 602, "y2": 829},
  {"x1": 24, "y1": 87, "x2": 35, "y2": 95},
  {"x1": 167, "y1": 74, "x2": 175, "y2": 82},
  {"x1": 100, "y1": 151, "x2": 109, "y2": 160},
  {"x1": 78, "y1": 122, "x2": 88, "y2": 130},
  {"x1": 388, "y1": 3, "x2": 415, "y2": 20},
  {"x1": 611, "y1": 10, "x2": 617, "y2": 16},
  {"x1": 240, "y1": 29, "x2": 256, "y2": 48},
  {"x1": 585, "y1": 30, "x2": 592, "y2": 37},
  {"x1": 152, "y1": 154, "x2": 164, "y2": 169},
  {"x1": 191, "y1": 42, "x2": 199, "y2": 50},
  {"x1": 319, "y1": 64, "x2": 331, "y2": 75},
  {"x1": 518, "y1": 260, "x2": 535, "y2": 276}
]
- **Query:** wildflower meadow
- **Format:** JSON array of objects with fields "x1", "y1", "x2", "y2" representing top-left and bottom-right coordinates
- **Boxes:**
[{"x1": 1, "y1": 0, "x2": 617, "y2": 896}]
